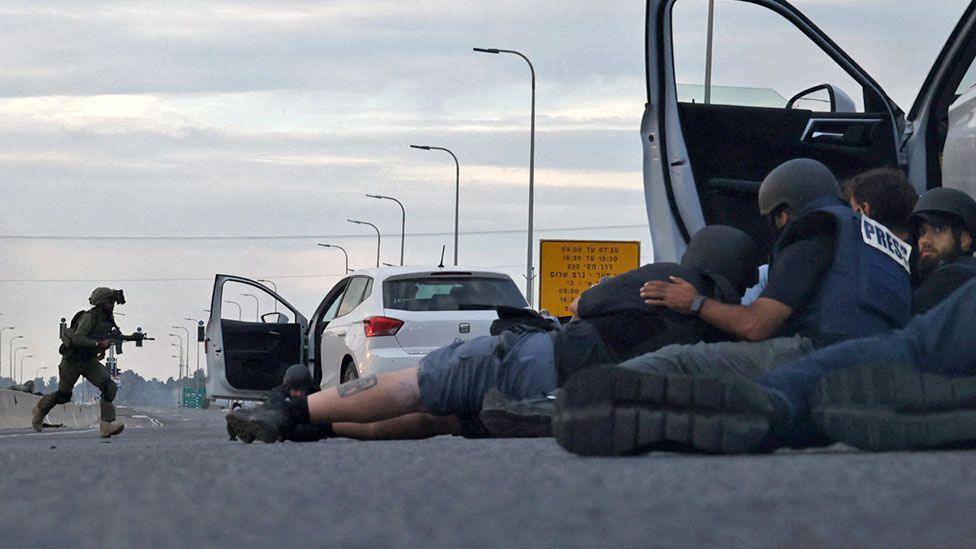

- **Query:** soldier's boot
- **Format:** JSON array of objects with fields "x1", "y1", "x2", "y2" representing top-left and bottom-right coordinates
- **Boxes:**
[
  {"x1": 553, "y1": 364, "x2": 780, "y2": 456},
  {"x1": 100, "y1": 420, "x2": 125, "y2": 438},
  {"x1": 31, "y1": 404, "x2": 46, "y2": 432},
  {"x1": 478, "y1": 389, "x2": 556, "y2": 438},
  {"x1": 226, "y1": 407, "x2": 257, "y2": 442},
  {"x1": 811, "y1": 362, "x2": 976, "y2": 451}
]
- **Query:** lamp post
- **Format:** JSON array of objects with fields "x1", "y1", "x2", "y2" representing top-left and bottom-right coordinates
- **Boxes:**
[
  {"x1": 317, "y1": 243, "x2": 350, "y2": 274},
  {"x1": 184, "y1": 317, "x2": 204, "y2": 385},
  {"x1": 240, "y1": 293, "x2": 260, "y2": 321},
  {"x1": 256, "y1": 279, "x2": 278, "y2": 312},
  {"x1": 223, "y1": 300, "x2": 242, "y2": 321},
  {"x1": 473, "y1": 47, "x2": 537, "y2": 306},
  {"x1": 171, "y1": 354, "x2": 182, "y2": 407},
  {"x1": 34, "y1": 365, "x2": 47, "y2": 383},
  {"x1": 8, "y1": 334, "x2": 23, "y2": 381},
  {"x1": 409, "y1": 144, "x2": 461, "y2": 265},
  {"x1": 365, "y1": 193, "x2": 406, "y2": 265},
  {"x1": 19, "y1": 355, "x2": 33, "y2": 384},
  {"x1": 169, "y1": 334, "x2": 185, "y2": 381},
  {"x1": 348, "y1": 219, "x2": 381, "y2": 267},
  {"x1": 12, "y1": 346, "x2": 27, "y2": 383},
  {"x1": 171, "y1": 325, "x2": 191, "y2": 381},
  {"x1": 704, "y1": 0, "x2": 715, "y2": 104},
  {"x1": 0, "y1": 327, "x2": 15, "y2": 382}
]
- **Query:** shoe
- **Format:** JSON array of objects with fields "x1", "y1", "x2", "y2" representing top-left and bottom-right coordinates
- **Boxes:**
[
  {"x1": 244, "y1": 407, "x2": 292, "y2": 444},
  {"x1": 811, "y1": 362, "x2": 976, "y2": 451},
  {"x1": 554, "y1": 365, "x2": 775, "y2": 456},
  {"x1": 31, "y1": 405, "x2": 45, "y2": 432},
  {"x1": 226, "y1": 408, "x2": 253, "y2": 442},
  {"x1": 100, "y1": 420, "x2": 125, "y2": 438},
  {"x1": 478, "y1": 389, "x2": 555, "y2": 438}
]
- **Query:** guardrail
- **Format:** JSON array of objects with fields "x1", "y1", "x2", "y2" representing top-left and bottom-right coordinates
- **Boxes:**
[{"x1": 0, "y1": 389, "x2": 99, "y2": 430}]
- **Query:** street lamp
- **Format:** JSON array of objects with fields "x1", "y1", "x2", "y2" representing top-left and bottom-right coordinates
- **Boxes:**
[
  {"x1": 171, "y1": 354, "x2": 182, "y2": 407},
  {"x1": 8, "y1": 334, "x2": 23, "y2": 381},
  {"x1": 12, "y1": 346, "x2": 27, "y2": 382},
  {"x1": 409, "y1": 145, "x2": 460, "y2": 265},
  {"x1": 19, "y1": 355, "x2": 33, "y2": 384},
  {"x1": 474, "y1": 46, "x2": 537, "y2": 306},
  {"x1": 171, "y1": 325, "x2": 191, "y2": 379},
  {"x1": 0, "y1": 327, "x2": 15, "y2": 382},
  {"x1": 34, "y1": 365, "x2": 47, "y2": 383},
  {"x1": 318, "y1": 243, "x2": 350, "y2": 274},
  {"x1": 223, "y1": 300, "x2": 242, "y2": 321},
  {"x1": 170, "y1": 341, "x2": 184, "y2": 407},
  {"x1": 169, "y1": 334, "x2": 185, "y2": 380},
  {"x1": 240, "y1": 293, "x2": 260, "y2": 321},
  {"x1": 256, "y1": 279, "x2": 278, "y2": 312},
  {"x1": 366, "y1": 193, "x2": 406, "y2": 265},
  {"x1": 348, "y1": 219, "x2": 381, "y2": 267}
]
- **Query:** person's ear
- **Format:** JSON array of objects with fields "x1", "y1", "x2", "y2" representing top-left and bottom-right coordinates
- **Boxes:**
[
  {"x1": 961, "y1": 230, "x2": 974, "y2": 253},
  {"x1": 860, "y1": 202, "x2": 873, "y2": 217}
]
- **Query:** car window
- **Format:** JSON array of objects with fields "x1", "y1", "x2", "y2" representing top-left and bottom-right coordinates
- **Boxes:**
[
  {"x1": 671, "y1": 0, "x2": 866, "y2": 112},
  {"x1": 383, "y1": 276, "x2": 527, "y2": 311},
  {"x1": 335, "y1": 277, "x2": 371, "y2": 318}
]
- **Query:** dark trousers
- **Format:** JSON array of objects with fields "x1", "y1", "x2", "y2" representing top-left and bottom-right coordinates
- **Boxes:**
[
  {"x1": 758, "y1": 277, "x2": 976, "y2": 421},
  {"x1": 36, "y1": 357, "x2": 116, "y2": 422}
]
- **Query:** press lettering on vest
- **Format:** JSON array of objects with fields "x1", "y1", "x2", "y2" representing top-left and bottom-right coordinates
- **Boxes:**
[{"x1": 861, "y1": 216, "x2": 912, "y2": 273}]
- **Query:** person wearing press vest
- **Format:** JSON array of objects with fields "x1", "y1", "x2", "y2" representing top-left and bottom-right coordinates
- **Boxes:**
[{"x1": 553, "y1": 158, "x2": 913, "y2": 456}]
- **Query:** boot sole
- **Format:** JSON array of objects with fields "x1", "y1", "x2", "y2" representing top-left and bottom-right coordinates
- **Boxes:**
[
  {"x1": 226, "y1": 413, "x2": 248, "y2": 442},
  {"x1": 811, "y1": 362, "x2": 976, "y2": 451},
  {"x1": 555, "y1": 366, "x2": 771, "y2": 455},
  {"x1": 479, "y1": 408, "x2": 553, "y2": 438},
  {"x1": 100, "y1": 424, "x2": 124, "y2": 438}
]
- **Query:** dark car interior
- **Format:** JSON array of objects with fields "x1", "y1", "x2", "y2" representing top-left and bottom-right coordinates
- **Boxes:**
[{"x1": 222, "y1": 319, "x2": 303, "y2": 391}]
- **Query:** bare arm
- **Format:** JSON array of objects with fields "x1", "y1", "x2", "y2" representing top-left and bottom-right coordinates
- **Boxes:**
[{"x1": 641, "y1": 277, "x2": 793, "y2": 342}]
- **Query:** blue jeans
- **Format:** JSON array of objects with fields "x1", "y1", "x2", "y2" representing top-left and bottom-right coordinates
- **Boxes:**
[{"x1": 758, "y1": 277, "x2": 976, "y2": 421}]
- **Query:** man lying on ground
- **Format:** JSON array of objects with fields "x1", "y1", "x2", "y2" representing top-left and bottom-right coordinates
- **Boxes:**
[
  {"x1": 553, "y1": 158, "x2": 914, "y2": 456},
  {"x1": 225, "y1": 225, "x2": 759, "y2": 443},
  {"x1": 227, "y1": 364, "x2": 332, "y2": 442}
]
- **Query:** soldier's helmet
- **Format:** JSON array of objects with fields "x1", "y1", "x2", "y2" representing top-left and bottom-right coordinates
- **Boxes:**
[
  {"x1": 89, "y1": 287, "x2": 124, "y2": 306},
  {"x1": 907, "y1": 187, "x2": 976, "y2": 234},
  {"x1": 681, "y1": 225, "x2": 759, "y2": 297},
  {"x1": 758, "y1": 158, "x2": 841, "y2": 217},
  {"x1": 283, "y1": 364, "x2": 312, "y2": 391}
]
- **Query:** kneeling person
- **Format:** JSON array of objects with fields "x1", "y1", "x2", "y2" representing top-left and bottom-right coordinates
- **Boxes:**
[{"x1": 227, "y1": 226, "x2": 759, "y2": 444}]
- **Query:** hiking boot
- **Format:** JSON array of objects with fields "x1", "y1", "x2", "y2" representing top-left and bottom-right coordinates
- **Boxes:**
[
  {"x1": 554, "y1": 364, "x2": 776, "y2": 456},
  {"x1": 478, "y1": 389, "x2": 555, "y2": 438},
  {"x1": 31, "y1": 405, "x2": 45, "y2": 432},
  {"x1": 811, "y1": 362, "x2": 976, "y2": 451},
  {"x1": 226, "y1": 407, "x2": 254, "y2": 442},
  {"x1": 100, "y1": 420, "x2": 125, "y2": 438},
  {"x1": 245, "y1": 407, "x2": 292, "y2": 444}
]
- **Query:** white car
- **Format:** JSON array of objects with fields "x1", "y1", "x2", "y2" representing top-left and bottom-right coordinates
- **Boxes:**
[
  {"x1": 205, "y1": 267, "x2": 528, "y2": 402},
  {"x1": 643, "y1": 0, "x2": 976, "y2": 261}
]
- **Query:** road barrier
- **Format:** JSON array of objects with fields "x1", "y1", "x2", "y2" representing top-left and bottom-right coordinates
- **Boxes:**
[{"x1": 0, "y1": 389, "x2": 99, "y2": 429}]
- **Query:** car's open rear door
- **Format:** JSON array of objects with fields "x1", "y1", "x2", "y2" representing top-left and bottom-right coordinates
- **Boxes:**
[
  {"x1": 644, "y1": 0, "x2": 905, "y2": 260},
  {"x1": 206, "y1": 274, "x2": 308, "y2": 402}
]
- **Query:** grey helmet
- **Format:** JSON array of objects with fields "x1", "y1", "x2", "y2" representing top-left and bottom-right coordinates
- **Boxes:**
[
  {"x1": 282, "y1": 364, "x2": 312, "y2": 391},
  {"x1": 907, "y1": 187, "x2": 976, "y2": 233},
  {"x1": 681, "y1": 225, "x2": 759, "y2": 297},
  {"x1": 758, "y1": 158, "x2": 842, "y2": 216}
]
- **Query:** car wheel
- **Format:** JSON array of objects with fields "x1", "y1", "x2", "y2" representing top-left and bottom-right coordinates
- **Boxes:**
[{"x1": 341, "y1": 362, "x2": 359, "y2": 384}]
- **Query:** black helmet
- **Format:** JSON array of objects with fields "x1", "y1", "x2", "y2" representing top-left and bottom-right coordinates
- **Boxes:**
[
  {"x1": 758, "y1": 158, "x2": 841, "y2": 216},
  {"x1": 282, "y1": 364, "x2": 312, "y2": 391},
  {"x1": 681, "y1": 225, "x2": 759, "y2": 296},
  {"x1": 907, "y1": 187, "x2": 976, "y2": 233}
]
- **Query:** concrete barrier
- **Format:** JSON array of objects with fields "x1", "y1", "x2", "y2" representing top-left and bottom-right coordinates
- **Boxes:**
[{"x1": 0, "y1": 389, "x2": 99, "y2": 429}]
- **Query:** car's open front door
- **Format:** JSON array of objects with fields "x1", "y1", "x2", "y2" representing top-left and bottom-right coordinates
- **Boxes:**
[
  {"x1": 206, "y1": 274, "x2": 309, "y2": 402},
  {"x1": 644, "y1": 0, "x2": 904, "y2": 260}
]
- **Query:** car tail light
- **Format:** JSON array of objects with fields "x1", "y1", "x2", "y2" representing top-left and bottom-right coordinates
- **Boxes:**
[{"x1": 363, "y1": 316, "x2": 403, "y2": 337}]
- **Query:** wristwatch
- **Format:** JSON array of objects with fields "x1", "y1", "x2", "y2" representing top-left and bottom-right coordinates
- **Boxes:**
[{"x1": 690, "y1": 295, "x2": 707, "y2": 315}]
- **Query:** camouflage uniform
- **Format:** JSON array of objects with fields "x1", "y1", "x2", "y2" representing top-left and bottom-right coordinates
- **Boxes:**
[{"x1": 35, "y1": 290, "x2": 120, "y2": 424}]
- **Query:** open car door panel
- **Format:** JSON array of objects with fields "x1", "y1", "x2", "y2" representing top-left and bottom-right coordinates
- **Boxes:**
[
  {"x1": 206, "y1": 274, "x2": 309, "y2": 401},
  {"x1": 643, "y1": 0, "x2": 904, "y2": 260}
]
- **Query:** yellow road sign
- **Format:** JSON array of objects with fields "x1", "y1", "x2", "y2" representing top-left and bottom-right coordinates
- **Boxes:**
[{"x1": 539, "y1": 240, "x2": 641, "y2": 317}]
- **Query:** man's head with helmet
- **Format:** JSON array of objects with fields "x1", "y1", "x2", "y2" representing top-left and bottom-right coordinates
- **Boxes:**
[
  {"x1": 89, "y1": 287, "x2": 125, "y2": 313},
  {"x1": 757, "y1": 158, "x2": 842, "y2": 235},
  {"x1": 907, "y1": 187, "x2": 976, "y2": 276}
]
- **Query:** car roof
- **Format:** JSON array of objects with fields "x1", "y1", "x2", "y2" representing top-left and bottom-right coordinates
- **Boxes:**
[{"x1": 346, "y1": 265, "x2": 515, "y2": 281}]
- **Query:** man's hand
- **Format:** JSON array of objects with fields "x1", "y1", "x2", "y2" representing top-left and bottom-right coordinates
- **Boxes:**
[
  {"x1": 98, "y1": 340, "x2": 113, "y2": 350},
  {"x1": 640, "y1": 276, "x2": 700, "y2": 315},
  {"x1": 568, "y1": 295, "x2": 580, "y2": 320}
]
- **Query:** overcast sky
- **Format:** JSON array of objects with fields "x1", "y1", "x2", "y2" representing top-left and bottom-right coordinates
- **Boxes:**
[{"x1": 0, "y1": 0, "x2": 969, "y2": 383}]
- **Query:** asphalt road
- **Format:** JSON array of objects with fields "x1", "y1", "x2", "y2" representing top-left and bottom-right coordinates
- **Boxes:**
[{"x1": 2, "y1": 406, "x2": 975, "y2": 549}]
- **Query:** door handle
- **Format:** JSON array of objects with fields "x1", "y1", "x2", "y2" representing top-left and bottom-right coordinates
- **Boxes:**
[{"x1": 811, "y1": 131, "x2": 845, "y2": 140}]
